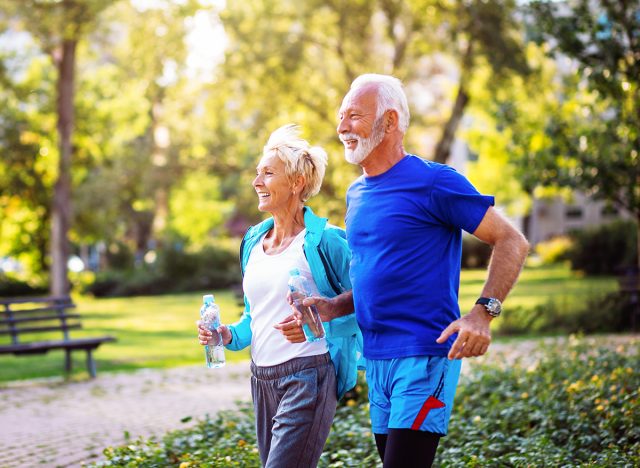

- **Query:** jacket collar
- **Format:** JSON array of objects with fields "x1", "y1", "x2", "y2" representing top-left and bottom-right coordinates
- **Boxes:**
[{"x1": 247, "y1": 206, "x2": 327, "y2": 247}]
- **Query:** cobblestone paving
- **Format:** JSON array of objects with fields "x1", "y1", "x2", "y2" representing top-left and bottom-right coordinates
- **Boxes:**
[{"x1": 0, "y1": 363, "x2": 251, "y2": 468}]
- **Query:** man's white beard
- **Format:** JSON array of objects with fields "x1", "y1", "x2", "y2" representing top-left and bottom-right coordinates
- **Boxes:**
[{"x1": 343, "y1": 117, "x2": 385, "y2": 165}]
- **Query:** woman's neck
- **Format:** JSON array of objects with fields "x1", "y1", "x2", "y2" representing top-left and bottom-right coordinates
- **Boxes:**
[{"x1": 263, "y1": 206, "x2": 306, "y2": 254}]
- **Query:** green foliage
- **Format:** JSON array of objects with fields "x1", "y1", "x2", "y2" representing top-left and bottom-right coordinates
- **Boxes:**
[
  {"x1": 439, "y1": 339, "x2": 640, "y2": 466},
  {"x1": 0, "y1": 273, "x2": 47, "y2": 297},
  {"x1": 497, "y1": 291, "x2": 634, "y2": 336},
  {"x1": 533, "y1": 235, "x2": 572, "y2": 265},
  {"x1": 85, "y1": 243, "x2": 240, "y2": 297},
  {"x1": 567, "y1": 220, "x2": 638, "y2": 275},
  {"x1": 92, "y1": 340, "x2": 640, "y2": 467},
  {"x1": 521, "y1": 1, "x2": 640, "y2": 268}
]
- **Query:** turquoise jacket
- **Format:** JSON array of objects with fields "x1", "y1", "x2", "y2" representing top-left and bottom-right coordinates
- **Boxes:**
[{"x1": 227, "y1": 206, "x2": 363, "y2": 399}]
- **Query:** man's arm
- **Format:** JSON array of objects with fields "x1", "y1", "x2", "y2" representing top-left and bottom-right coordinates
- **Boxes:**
[
  {"x1": 277, "y1": 291, "x2": 355, "y2": 344},
  {"x1": 437, "y1": 206, "x2": 529, "y2": 359},
  {"x1": 305, "y1": 290, "x2": 354, "y2": 322}
]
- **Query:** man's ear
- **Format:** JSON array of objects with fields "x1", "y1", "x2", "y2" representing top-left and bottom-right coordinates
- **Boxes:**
[{"x1": 385, "y1": 110, "x2": 399, "y2": 132}]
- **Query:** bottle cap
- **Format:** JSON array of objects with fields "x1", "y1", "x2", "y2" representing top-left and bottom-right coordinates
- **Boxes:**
[
  {"x1": 203, "y1": 294, "x2": 214, "y2": 304},
  {"x1": 289, "y1": 268, "x2": 300, "y2": 276}
]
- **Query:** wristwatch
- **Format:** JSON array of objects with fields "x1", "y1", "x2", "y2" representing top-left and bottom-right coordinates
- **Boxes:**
[{"x1": 476, "y1": 297, "x2": 502, "y2": 317}]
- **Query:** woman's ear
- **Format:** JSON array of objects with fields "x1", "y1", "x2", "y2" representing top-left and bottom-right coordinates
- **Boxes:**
[{"x1": 293, "y1": 174, "x2": 305, "y2": 196}]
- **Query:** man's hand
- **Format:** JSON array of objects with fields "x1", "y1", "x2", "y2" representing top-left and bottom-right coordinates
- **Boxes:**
[
  {"x1": 436, "y1": 306, "x2": 492, "y2": 360},
  {"x1": 197, "y1": 321, "x2": 232, "y2": 346},
  {"x1": 274, "y1": 314, "x2": 306, "y2": 343},
  {"x1": 301, "y1": 296, "x2": 338, "y2": 321}
]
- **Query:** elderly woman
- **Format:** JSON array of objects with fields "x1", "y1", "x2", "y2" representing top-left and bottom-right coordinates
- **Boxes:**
[{"x1": 198, "y1": 124, "x2": 361, "y2": 467}]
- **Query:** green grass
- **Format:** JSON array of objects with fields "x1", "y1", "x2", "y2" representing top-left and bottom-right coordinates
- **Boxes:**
[
  {"x1": 0, "y1": 264, "x2": 619, "y2": 383},
  {"x1": 0, "y1": 290, "x2": 249, "y2": 383},
  {"x1": 459, "y1": 263, "x2": 617, "y2": 314}
]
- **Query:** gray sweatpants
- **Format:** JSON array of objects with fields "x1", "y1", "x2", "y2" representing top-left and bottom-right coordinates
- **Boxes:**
[{"x1": 250, "y1": 352, "x2": 337, "y2": 468}]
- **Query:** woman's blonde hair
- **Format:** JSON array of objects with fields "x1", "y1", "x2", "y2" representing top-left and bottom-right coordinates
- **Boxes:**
[{"x1": 263, "y1": 124, "x2": 328, "y2": 201}]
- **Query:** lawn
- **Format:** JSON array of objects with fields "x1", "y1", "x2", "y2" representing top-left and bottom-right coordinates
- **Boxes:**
[
  {"x1": 0, "y1": 290, "x2": 249, "y2": 383},
  {"x1": 0, "y1": 264, "x2": 618, "y2": 383}
]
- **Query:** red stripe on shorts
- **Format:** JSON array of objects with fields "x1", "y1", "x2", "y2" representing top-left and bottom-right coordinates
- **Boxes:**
[{"x1": 411, "y1": 395, "x2": 446, "y2": 430}]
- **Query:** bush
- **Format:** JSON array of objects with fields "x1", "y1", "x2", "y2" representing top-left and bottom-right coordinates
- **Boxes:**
[
  {"x1": 92, "y1": 339, "x2": 640, "y2": 467},
  {"x1": 84, "y1": 244, "x2": 240, "y2": 297},
  {"x1": 0, "y1": 274, "x2": 47, "y2": 297},
  {"x1": 498, "y1": 291, "x2": 635, "y2": 336},
  {"x1": 462, "y1": 235, "x2": 492, "y2": 269},
  {"x1": 567, "y1": 220, "x2": 637, "y2": 275},
  {"x1": 534, "y1": 235, "x2": 572, "y2": 265},
  {"x1": 439, "y1": 339, "x2": 640, "y2": 466}
]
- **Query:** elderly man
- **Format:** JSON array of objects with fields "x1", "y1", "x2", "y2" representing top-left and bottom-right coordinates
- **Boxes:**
[{"x1": 298, "y1": 74, "x2": 529, "y2": 467}]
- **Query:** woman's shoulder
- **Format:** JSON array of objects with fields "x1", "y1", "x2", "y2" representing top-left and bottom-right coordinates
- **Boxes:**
[{"x1": 321, "y1": 223, "x2": 347, "y2": 240}]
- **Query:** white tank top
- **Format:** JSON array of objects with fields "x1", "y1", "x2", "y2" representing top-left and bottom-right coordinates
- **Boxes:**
[{"x1": 243, "y1": 229, "x2": 327, "y2": 366}]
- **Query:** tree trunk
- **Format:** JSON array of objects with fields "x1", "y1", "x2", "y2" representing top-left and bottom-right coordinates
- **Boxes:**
[
  {"x1": 51, "y1": 38, "x2": 76, "y2": 297},
  {"x1": 636, "y1": 215, "x2": 640, "y2": 272},
  {"x1": 433, "y1": 41, "x2": 473, "y2": 165},
  {"x1": 433, "y1": 82, "x2": 469, "y2": 164}
]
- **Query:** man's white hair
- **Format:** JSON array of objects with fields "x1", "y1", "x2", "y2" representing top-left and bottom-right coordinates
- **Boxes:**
[
  {"x1": 263, "y1": 124, "x2": 327, "y2": 201},
  {"x1": 351, "y1": 73, "x2": 411, "y2": 133},
  {"x1": 350, "y1": 74, "x2": 410, "y2": 132}
]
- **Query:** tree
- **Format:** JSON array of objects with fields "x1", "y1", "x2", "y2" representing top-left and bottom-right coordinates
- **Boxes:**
[
  {"x1": 430, "y1": 0, "x2": 530, "y2": 163},
  {"x1": 206, "y1": 0, "x2": 530, "y2": 227},
  {"x1": 524, "y1": 0, "x2": 640, "y2": 269},
  {"x1": 1, "y1": 0, "x2": 114, "y2": 295}
]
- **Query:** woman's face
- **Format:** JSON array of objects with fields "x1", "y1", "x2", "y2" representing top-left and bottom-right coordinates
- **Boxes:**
[{"x1": 253, "y1": 152, "x2": 296, "y2": 213}]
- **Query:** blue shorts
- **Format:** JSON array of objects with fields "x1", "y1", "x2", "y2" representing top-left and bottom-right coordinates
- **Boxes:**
[{"x1": 366, "y1": 356, "x2": 461, "y2": 435}]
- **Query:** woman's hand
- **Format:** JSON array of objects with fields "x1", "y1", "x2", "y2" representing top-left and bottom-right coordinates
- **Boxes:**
[
  {"x1": 273, "y1": 314, "x2": 305, "y2": 343},
  {"x1": 197, "y1": 321, "x2": 232, "y2": 345}
]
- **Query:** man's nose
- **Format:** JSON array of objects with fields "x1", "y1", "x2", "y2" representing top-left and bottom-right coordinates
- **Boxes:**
[{"x1": 337, "y1": 117, "x2": 348, "y2": 135}]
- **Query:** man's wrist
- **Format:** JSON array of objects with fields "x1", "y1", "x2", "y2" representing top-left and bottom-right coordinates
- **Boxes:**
[
  {"x1": 332, "y1": 291, "x2": 354, "y2": 319},
  {"x1": 471, "y1": 304, "x2": 494, "y2": 321}
]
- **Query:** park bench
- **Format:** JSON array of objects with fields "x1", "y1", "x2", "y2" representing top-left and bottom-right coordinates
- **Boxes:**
[{"x1": 0, "y1": 296, "x2": 116, "y2": 378}]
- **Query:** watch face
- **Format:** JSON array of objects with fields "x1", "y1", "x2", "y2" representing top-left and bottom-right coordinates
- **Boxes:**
[{"x1": 487, "y1": 298, "x2": 502, "y2": 316}]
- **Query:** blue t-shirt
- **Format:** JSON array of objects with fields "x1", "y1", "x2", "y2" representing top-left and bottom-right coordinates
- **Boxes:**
[{"x1": 345, "y1": 155, "x2": 494, "y2": 359}]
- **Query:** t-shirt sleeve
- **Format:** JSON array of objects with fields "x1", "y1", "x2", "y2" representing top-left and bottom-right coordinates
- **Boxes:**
[{"x1": 428, "y1": 165, "x2": 495, "y2": 234}]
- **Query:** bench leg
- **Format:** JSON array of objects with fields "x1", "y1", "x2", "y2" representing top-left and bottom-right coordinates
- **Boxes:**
[
  {"x1": 65, "y1": 349, "x2": 72, "y2": 374},
  {"x1": 86, "y1": 349, "x2": 97, "y2": 378}
]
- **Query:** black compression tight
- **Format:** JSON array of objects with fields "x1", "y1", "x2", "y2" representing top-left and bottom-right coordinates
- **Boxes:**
[{"x1": 374, "y1": 429, "x2": 441, "y2": 467}]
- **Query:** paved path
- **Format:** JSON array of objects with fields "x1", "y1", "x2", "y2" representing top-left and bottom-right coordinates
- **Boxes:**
[
  {"x1": 0, "y1": 334, "x2": 636, "y2": 468},
  {"x1": 0, "y1": 363, "x2": 252, "y2": 468}
]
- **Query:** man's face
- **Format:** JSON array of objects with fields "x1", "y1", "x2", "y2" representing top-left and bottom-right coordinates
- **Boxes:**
[{"x1": 337, "y1": 86, "x2": 385, "y2": 165}]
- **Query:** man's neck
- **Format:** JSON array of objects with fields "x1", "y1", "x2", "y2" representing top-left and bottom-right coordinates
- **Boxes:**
[{"x1": 361, "y1": 139, "x2": 406, "y2": 177}]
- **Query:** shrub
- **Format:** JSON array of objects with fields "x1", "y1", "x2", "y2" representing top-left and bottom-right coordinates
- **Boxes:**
[
  {"x1": 534, "y1": 235, "x2": 572, "y2": 265},
  {"x1": 0, "y1": 274, "x2": 47, "y2": 297},
  {"x1": 461, "y1": 235, "x2": 492, "y2": 269},
  {"x1": 92, "y1": 339, "x2": 640, "y2": 467},
  {"x1": 84, "y1": 243, "x2": 240, "y2": 297},
  {"x1": 439, "y1": 339, "x2": 640, "y2": 466},
  {"x1": 567, "y1": 220, "x2": 637, "y2": 275},
  {"x1": 498, "y1": 291, "x2": 635, "y2": 336}
]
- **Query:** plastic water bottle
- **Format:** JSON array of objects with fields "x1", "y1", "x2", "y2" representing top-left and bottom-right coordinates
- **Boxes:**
[
  {"x1": 288, "y1": 269, "x2": 325, "y2": 342},
  {"x1": 200, "y1": 294, "x2": 225, "y2": 368}
]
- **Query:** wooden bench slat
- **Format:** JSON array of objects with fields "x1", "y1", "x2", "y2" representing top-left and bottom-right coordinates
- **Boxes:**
[
  {"x1": 0, "y1": 336, "x2": 116, "y2": 354},
  {"x1": 2, "y1": 305, "x2": 77, "y2": 314},
  {"x1": 0, "y1": 323, "x2": 82, "y2": 335},
  {"x1": 0, "y1": 296, "x2": 72, "y2": 306},
  {"x1": 0, "y1": 313, "x2": 81, "y2": 324},
  {"x1": 0, "y1": 296, "x2": 116, "y2": 377}
]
